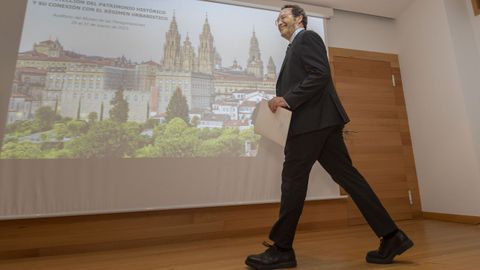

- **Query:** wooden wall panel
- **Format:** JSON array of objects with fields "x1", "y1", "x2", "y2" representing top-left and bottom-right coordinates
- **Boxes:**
[
  {"x1": 391, "y1": 67, "x2": 422, "y2": 217},
  {"x1": 0, "y1": 199, "x2": 348, "y2": 259}
]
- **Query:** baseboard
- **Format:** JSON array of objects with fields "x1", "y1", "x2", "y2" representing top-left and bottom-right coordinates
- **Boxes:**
[{"x1": 422, "y1": 211, "x2": 480, "y2": 224}]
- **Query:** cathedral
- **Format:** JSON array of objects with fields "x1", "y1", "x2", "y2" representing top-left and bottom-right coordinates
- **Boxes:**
[
  {"x1": 161, "y1": 14, "x2": 276, "y2": 81},
  {"x1": 162, "y1": 14, "x2": 216, "y2": 75},
  {"x1": 159, "y1": 13, "x2": 277, "y2": 112}
]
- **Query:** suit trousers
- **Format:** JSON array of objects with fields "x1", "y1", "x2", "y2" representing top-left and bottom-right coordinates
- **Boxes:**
[{"x1": 269, "y1": 125, "x2": 398, "y2": 249}]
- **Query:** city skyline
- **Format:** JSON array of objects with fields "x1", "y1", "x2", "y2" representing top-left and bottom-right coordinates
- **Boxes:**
[{"x1": 19, "y1": 0, "x2": 325, "y2": 74}]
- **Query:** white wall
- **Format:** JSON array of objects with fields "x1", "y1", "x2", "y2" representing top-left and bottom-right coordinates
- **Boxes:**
[
  {"x1": 326, "y1": 9, "x2": 399, "y2": 54},
  {"x1": 396, "y1": 0, "x2": 480, "y2": 216},
  {"x1": 445, "y1": 0, "x2": 480, "y2": 170}
]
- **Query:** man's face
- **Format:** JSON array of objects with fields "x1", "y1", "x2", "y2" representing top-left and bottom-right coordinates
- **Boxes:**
[{"x1": 276, "y1": 8, "x2": 302, "y2": 40}]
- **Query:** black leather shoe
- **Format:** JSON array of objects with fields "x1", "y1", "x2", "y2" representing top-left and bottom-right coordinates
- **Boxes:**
[
  {"x1": 245, "y1": 241, "x2": 297, "y2": 270},
  {"x1": 366, "y1": 230, "x2": 414, "y2": 264}
]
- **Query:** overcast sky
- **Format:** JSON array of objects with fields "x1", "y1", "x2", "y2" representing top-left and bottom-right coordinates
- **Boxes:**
[{"x1": 19, "y1": 0, "x2": 325, "y2": 73}]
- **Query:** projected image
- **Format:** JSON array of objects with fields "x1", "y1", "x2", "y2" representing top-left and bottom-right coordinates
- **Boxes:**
[{"x1": 1, "y1": 0, "x2": 324, "y2": 159}]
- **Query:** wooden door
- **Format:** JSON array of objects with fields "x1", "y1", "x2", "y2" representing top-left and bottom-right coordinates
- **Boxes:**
[{"x1": 330, "y1": 48, "x2": 421, "y2": 225}]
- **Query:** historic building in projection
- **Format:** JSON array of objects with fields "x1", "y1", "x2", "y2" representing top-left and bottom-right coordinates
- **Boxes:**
[
  {"x1": 154, "y1": 14, "x2": 216, "y2": 114},
  {"x1": 33, "y1": 39, "x2": 63, "y2": 58},
  {"x1": 212, "y1": 29, "x2": 276, "y2": 101},
  {"x1": 10, "y1": 14, "x2": 278, "y2": 128},
  {"x1": 8, "y1": 67, "x2": 46, "y2": 123},
  {"x1": 15, "y1": 43, "x2": 151, "y2": 122}
]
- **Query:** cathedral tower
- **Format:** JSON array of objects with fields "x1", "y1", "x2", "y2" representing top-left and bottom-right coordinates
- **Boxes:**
[
  {"x1": 163, "y1": 13, "x2": 182, "y2": 71},
  {"x1": 181, "y1": 33, "x2": 196, "y2": 72},
  {"x1": 246, "y1": 29, "x2": 264, "y2": 78},
  {"x1": 197, "y1": 15, "x2": 215, "y2": 75},
  {"x1": 266, "y1": 56, "x2": 276, "y2": 80}
]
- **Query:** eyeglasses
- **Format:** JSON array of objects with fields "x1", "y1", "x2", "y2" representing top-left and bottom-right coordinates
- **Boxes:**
[{"x1": 275, "y1": 14, "x2": 292, "y2": 26}]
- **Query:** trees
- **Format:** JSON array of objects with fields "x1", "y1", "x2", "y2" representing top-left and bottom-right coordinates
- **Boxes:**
[
  {"x1": 146, "y1": 102, "x2": 150, "y2": 120},
  {"x1": 0, "y1": 141, "x2": 43, "y2": 159},
  {"x1": 63, "y1": 120, "x2": 145, "y2": 158},
  {"x1": 76, "y1": 98, "x2": 82, "y2": 120},
  {"x1": 52, "y1": 120, "x2": 87, "y2": 140},
  {"x1": 195, "y1": 128, "x2": 244, "y2": 157},
  {"x1": 6, "y1": 120, "x2": 37, "y2": 136},
  {"x1": 191, "y1": 115, "x2": 200, "y2": 127},
  {"x1": 5, "y1": 106, "x2": 59, "y2": 136},
  {"x1": 134, "y1": 118, "x2": 259, "y2": 158},
  {"x1": 64, "y1": 121, "x2": 128, "y2": 158},
  {"x1": 35, "y1": 106, "x2": 59, "y2": 131},
  {"x1": 154, "y1": 117, "x2": 199, "y2": 157},
  {"x1": 100, "y1": 102, "x2": 104, "y2": 121},
  {"x1": 53, "y1": 123, "x2": 68, "y2": 141},
  {"x1": 109, "y1": 88, "x2": 129, "y2": 122},
  {"x1": 88, "y1": 112, "x2": 98, "y2": 124},
  {"x1": 122, "y1": 122, "x2": 148, "y2": 157},
  {"x1": 143, "y1": 118, "x2": 158, "y2": 130},
  {"x1": 66, "y1": 120, "x2": 88, "y2": 137},
  {"x1": 165, "y1": 87, "x2": 189, "y2": 123}
]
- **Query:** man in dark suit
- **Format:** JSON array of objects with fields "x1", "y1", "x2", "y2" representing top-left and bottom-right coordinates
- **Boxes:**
[{"x1": 245, "y1": 5, "x2": 413, "y2": 270}]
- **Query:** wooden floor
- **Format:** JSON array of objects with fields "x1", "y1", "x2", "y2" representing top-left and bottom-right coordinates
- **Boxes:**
[{"x1": 1, "y1": 219, "x2": 479, "y2": 270}]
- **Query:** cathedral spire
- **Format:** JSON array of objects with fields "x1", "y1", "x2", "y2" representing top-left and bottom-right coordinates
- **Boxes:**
[
  {"x1": 202, "y1": 15, "x2": 212, "y2": 36},
  {"x1": 267, "y1": 56, "x2": 276, "y2": 80},
  {"x1": 163, "y1": 12, "x2": 182, "y2": 71},
  {"x1": 247, "y1": 27, "x2": 264, "y2": 78},
  {"x1": 181, "y1": 32, "x2": 195, "y2": 72},
  {"x1": 198, "y1": 14, "x2": 215, "y2": 75}
]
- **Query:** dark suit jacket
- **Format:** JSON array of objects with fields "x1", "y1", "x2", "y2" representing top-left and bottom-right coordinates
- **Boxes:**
[{"x1": 277, "y1": 29, "x2": 350, "y2": 137}]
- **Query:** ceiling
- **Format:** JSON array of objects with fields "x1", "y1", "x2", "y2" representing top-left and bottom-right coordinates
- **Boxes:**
[{"x1": 291, "y1": 0, "x2": 414, "y2": 19}]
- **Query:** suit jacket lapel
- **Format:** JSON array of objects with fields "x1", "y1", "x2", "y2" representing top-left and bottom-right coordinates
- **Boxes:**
[
  {"x1": 276, "y1": 30, "x2": 305, "y2": 95},
  {"x1": 277, "y1": 44, "x2": 290, "y2": 82},
  {"x1": 277, "y1": 44, "x2": 292, "y2": 94}
]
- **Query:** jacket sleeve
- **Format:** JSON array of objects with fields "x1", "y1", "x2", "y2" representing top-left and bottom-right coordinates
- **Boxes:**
[{"x1": 283, "y1": 31, "x2": 331, "y2": 110}]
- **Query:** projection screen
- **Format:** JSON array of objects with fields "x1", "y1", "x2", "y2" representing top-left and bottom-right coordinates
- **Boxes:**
[{"x1": 0, "y1": 0, "x2": 341, "y2": 220}]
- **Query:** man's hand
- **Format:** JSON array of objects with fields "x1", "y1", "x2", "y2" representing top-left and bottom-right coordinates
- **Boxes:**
[{"x1": 268, "y1": 97, "x2": 289, "y2": 113}]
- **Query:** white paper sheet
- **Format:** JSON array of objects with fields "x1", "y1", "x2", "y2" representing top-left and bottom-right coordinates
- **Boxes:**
[{"x1": 253, "y1": 100, "x2": 292, "y2": 147}]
